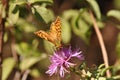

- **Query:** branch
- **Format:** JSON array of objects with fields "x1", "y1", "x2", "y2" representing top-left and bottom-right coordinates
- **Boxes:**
[
  {"x1": 0, "y1": 0, "x2": 9, "y2": 79},
  {"x1": 89, "y1": 10, "x2": 111, "y2": 77},
  {"x1": 13, "y1": 71, "x2": 21, "y2": 80},
  {"x1": 22, "y1": 70, "x2": 30, "y2": 80}
]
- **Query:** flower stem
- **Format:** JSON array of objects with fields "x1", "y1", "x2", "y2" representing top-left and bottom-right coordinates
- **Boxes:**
[
  {"x1": 89, "y1": 10, "x2": 111, "y2": 77},
  {"x1": 57, "y1": 72, "x2": 60, "y2": 80}
]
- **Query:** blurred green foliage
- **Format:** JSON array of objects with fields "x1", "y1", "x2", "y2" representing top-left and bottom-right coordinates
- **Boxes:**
[
  {"x1": 2, "y1": 58, "x2": 16, "y2": 80},
  {"x1": 107, "y1": 10, "x2": 120, "y2": 21},
  {"x1": 0, "y1": 0, "x2": 120, "y2": 80},
  {"x1": 113, "y1": 0, "x2": 120, "y2": 9}
]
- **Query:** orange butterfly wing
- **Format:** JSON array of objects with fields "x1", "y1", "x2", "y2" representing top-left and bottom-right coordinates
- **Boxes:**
[
  {"x1": 34, "y1": 16, "x2": 61, "y2": 47},
  {"x1": 50, "y1": 16, "x2": 61, "y2": 43},
  {"x1": 34, "y1": 30, "x2": 54, "y2": 44}
]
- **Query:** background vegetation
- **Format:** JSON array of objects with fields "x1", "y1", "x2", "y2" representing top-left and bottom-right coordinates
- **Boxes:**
[{"x1": 0, "y1": 0, "x2": 120, "y2": 80}]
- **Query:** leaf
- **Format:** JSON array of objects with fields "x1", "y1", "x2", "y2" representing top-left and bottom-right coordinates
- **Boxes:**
[
  {"x1": 87, "y1": 0, "x2": 101, "y2": 19},
  {"x1": 86, "y1": 71, "x2": 92, "y2": 77},
  {"x1": 62, "y1": 10, "x2": 78, "y2": 20},
  {"x1": 27, "y1": 0, "x2": 53, "y2": 4},
  {"x1": 79, "y1": 9, "x2": 92, "y2": 25},
  {"x1": 113, "y1": 0, "x2": 120, "y2": 9},
  {"x1": 16, "y1": 18, "x2": 36, "y2": 33},
  {"x1": 43, "y1": 40, "x2": 54, "y2": 54},
  {"x1": 100, "y1": 67, "x2": 112, "y2": 76},
  {"x1": 15, "y1": 42, "x2": 31, "y2": 57},
  {"x1": 62, "y1": 9, "x2": 92, "y2": 44},
  {"x1": 7, "y1": 3, "x2": 19, "y2": 25},
  {"x1": 15, "y1": 42, "x2": 40, "y2": 57},
  {"x1": 61, "y1": 18, "x2": 71, "y2": 44},
  {"x1": 32, "y1": 39, "x2": 39, "y2": 49},
  {"x1": 3, "y1": 32, "x2": 8, "y2": 42},
  {"x1": 2, "y1": 58, "x2": 16, "y2": 80},
  {"x1": 97, "y1": 20, "x2": 105, "y2": 28},
  {"x1": 13, "y1": 0, "x2": 27, "y2": 5},
  {"x1": 71, "y1": 13, "x2": 91, "y2": 44},
  {"x1": 111, "y1": 75, "x2": 120, "y2": 80},
  {"x1": 20, "y1": 54, "x2": 47, "y2": 71},
  {"x1": 107, "y1": 10, "x2": 120, "y2": 21},
  {"x1": 32, "y1": 6, "x2": 54, "y2": 23},
  {"x1": 98, "y1": 64, "x2": 105, "y2": 69},
  {"x1": 98, "y1": 77, "x2": 106, "y2": 80},
  {"x1": 113, "y1": 59, "x2": 120, "y2": 75},
  {"x1": 30, "y1": 68, "x2": 41, "y2": 77}
]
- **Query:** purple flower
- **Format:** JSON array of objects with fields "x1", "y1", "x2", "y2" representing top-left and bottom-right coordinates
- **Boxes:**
[{"x1": 46, "y1": 46, "x2": 84, "y2": 77}]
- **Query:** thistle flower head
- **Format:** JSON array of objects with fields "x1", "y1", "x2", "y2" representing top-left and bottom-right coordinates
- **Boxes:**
[{"x1": 46, "y1": 46, "x2": 84, "y2": 77}]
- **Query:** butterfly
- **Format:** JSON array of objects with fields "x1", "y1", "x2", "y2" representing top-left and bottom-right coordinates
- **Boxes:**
[{"x1": 34, "y1": 16, "x2": 61, "y2": 48}]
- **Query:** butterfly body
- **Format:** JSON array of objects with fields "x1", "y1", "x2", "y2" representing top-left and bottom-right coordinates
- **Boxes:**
[{"x1": 34, "y1": 16, "x2": 61, "y2": 48}]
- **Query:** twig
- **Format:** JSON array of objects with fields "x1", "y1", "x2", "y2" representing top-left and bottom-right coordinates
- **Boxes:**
[
  {"x1": 11, "y1": 36, "x2": 18, "y2": 62},
  {"x1": 14, "y1": 71, "x2": 21, "y2": 80},
  {"x1": 22, "y1": 70, "x2": 30, "y2": 80},
  {"x1": 89, "y1": 10, "x2": 111, "y2": 77},
  {"x1": 0, "y1": 0, "x2": 9, "y2": 79}
]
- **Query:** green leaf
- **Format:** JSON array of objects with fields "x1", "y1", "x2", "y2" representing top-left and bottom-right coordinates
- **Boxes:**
[
  {"x1": 111, "y1": 75, "x2": 120, "y2": 80},
  {"x1": 98, "y1": 64, "x2": 105, "y2": 69},
  {"x1": 112, "y1": 59, "x2": 120, "y2": 75},
  {"x1": 27, "y1": 0, "x2": 53, "y2": 4},
  {"x1": 15, "y1": 42, "x2": 40, "y2": 57},
  {"x1": 7, "y1": 3, "x2": 19, "y2": 25},
  {"x1": 86, "y1": 71, "x2": 92, "y2": 77},
  {"x1": 107, "y1": 10, "x2": 120, "y2": 21},
  {"x1": 79, "y1": 62, "x2": 86, "y2": 70},
  {"x1": 20, "y1": 54, "x2": 47, "y2": 71},
  {"x1": 3, "y1": 32, "x2": 8, "y2": 43},
  {"x1": 2, "y1": 58, "x2": 16, "y2": 80},
  {"x1": 30, "y1": 68, "x2": 41, "y2": 77},
  {"x1": 87, "y1": 0, "x2": 101, "y2": 19},
  {"x1": 116, "y1": 33, "x2": 120, "y2": 58},
  {"x1": 16, "y1": 18, "x2": 36, "y2": 33},
  {"x1": 62, "y1": 9, "x2": 92, "y2": 44},
  {"x1": 62, "y1": 10, "x2": 78, "y2": 19},
  {"x1": 32, "y1": 39, "x2": 39, "y2": 49},
  {"x1": 15, "y1": 42, "x2": 31, "y2": 57},
  {"x1": 32, "y1": 6, "x2": 54, "y2": 23},
  {"x1": 61, "y1": 18, "x2": 71, "y2": 44},
  {"x1": 79, "y1": 9, "x2": 92, "y2": 25},
  {"x1": 98, "y1": 77, "x2": 106, "y2": 80},
  {"x1": 71, "y1": 13, "x2": 91, "y2": 44},
  {"x1": 100, "y1": 67, "x2": 112, "y2": 76},
  {"x1": 43, "y1": 40, "x2": 54, "y2": 54},
  {"x1": 97, "y1": 20, "x2": 105, "y2": 28},
  {"x1": 79, "y1": 9, "x2": 104, "y2": 28},
  {"x1": 113, "y1": 0, "x2": 120, "y2": 9},
  {"x1": 12, "y1": 0, "x2": 27, "y2": 5}
]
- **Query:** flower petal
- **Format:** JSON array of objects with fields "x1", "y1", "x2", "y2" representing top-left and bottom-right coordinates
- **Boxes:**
[
  {"x1": 64, "y1": 61, "x2": 76, "y2": 68},
  {"x1": 59, "y1": 66, "x2": 68, "y2": 77},
  {"x1": 72, "y1": 51, "x2": 84, "y2": 60},
  {"x1": 46, "y1": 63, "x2": 58, "y2": 76}
]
